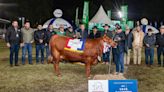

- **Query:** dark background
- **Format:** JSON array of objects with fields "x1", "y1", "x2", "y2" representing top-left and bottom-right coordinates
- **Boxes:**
[{"x1": 0, "y1": 0, "x2": 164, "y2": 25}]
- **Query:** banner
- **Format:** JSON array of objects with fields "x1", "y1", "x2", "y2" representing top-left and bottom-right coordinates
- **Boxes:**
[
  {"x1": 75, "y1": 7, "x2": 79, "y2": 26},
  {"x1": 82, "y1": 1, "x2": 89, "y2": 28}
]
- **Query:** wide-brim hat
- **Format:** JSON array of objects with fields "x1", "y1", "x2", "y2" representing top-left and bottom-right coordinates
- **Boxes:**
[
  {"x1": 103, "y1": 24, "x2": 110, "y2": 27},
  {"x1": 92, "y1": 26, "x2": 98, "y2": 29}
]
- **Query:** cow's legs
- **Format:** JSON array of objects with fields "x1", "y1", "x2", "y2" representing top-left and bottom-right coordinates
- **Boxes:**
[
  {"x1": 54, "y1": 62, "x2": 61, "y2": 77},
  {"x1": 52, "y1": 49, "x2": 61, "y2": 77},
  {"x1": 85, "y1": 57, "x2": 92, "y2": 78},
  {"x1": 85, "y1": 63, "x2": 91, "y2": 78}
]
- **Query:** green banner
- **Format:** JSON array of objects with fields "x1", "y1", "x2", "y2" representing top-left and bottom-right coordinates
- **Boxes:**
[
  {"x1": 121, "y1": 5, "x2": 128, "y2": 20},
  {"x1": 75, "y1": 7, "x2": 79, "y2": 26},
  {"x1": 82, "y1": 1, "x2": 89, "y2": 28},
  {"x1": 121, "y1": 5, "x2": 128, "y2": 31}
]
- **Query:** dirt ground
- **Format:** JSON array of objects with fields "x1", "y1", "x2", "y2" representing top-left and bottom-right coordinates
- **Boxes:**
[{"x1": 0, "y1": 39, "x2": 164, "y2": 92}]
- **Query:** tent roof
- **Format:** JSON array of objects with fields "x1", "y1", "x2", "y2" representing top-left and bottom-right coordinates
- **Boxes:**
[
  {"x1": 0, "y1": 18, "x2": 10, "y2": 24},
  {"x1": 89, "y1": 5, "x2": 112, "y2": 24},
  {"x1": 43, "y1": 18, "x2": 72, "y2": 29}
]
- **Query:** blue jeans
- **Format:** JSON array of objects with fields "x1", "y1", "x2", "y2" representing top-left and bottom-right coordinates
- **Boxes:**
[
  {"x1": 157, "y1": 47, "x2": 164, "y2": 66},
  {"x1": 103, "y1": 50, "x2": 110, "y2": 62},
  {"x1": 113, "y1": 51, "x2": 124, "y2": 73},
  {"x1": 145, "y1": 48, "x2": 154, "y2": 65},
  {"x1": 22, "y1": 43, "x2": 32, "y2": 64},
  {"x1": 10, "y1": 44, "x2": 20, "y2": 65},
  {"x1": 36, "y1": 44, "x2": 45, "y2": 64},
  {"x1": 45, "y1": 45, "x2": 50, "y2": 61}
]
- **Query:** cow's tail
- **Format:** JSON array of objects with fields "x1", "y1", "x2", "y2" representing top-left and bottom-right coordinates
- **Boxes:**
[{"x1": 47, "y1": 35, "x2": 58, "y2": 64}]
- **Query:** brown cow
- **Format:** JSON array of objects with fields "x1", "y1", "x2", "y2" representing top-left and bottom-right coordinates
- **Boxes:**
[{"x1": 48, "y1": 35, "x2": 116, "y2": 78}]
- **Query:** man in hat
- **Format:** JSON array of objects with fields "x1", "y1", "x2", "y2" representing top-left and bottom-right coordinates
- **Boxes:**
[
  {"x1": 101, "y1": 24, "x2": 113, "y2": 64},
  {"x1": 144, "y1": 28, "x2": 156, "y2": 67},
  {"x1": 132, "y1": 25, "x2": 144, "y2": 65},
  {"x1": 156, "y1": 26, "x2": 164, "y2": 67},
  {"x1": 101, "y1": 24, "x2": 113, "y2": 38},
  {"x1": 88, "y1": 26, "x2": 101, "y2": 39},
  {"x1": 124, "y1": 26, "x2": 133, "y2": 66},
  {"x1": 113, "y1": 26, "x2": 125, "y2": 75}
]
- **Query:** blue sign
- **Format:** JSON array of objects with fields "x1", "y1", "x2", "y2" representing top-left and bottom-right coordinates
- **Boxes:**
[{"x1": 109, "y1": 80, "x2": 138, "y2": 92}]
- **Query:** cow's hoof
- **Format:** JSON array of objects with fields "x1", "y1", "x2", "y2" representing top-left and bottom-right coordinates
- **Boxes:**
[
  {"x1": 87, "y1": 76, "x2": 91, "y2": 79},
  {"x1": 57, "y1": 74, "x2": 62, "y2": 77}
]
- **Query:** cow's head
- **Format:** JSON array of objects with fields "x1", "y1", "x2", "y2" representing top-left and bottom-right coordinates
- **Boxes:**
[{"x1": 102, "y1": 34, "x2": 117, "y2": 47}]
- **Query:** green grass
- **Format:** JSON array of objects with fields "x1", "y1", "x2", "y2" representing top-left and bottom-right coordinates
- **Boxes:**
[{"x1": 0, "y1": 39, "x2": 164, "y2": 92}]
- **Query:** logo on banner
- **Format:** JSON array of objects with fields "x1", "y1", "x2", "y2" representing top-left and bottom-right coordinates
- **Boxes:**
[
  {"x1": 64, "y1": 38, "x2": 86, "y2": 53},
  {"x1": 88, "y1": 80, "x2": 108, "y2": 92}
]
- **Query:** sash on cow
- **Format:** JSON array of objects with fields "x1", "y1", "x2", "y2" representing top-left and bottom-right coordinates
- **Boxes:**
[{"x1": 64, "y1": 38, "x2": 86, "y2": 53}]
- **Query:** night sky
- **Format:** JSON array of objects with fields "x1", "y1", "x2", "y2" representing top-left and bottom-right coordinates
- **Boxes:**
[{"x1": 0, "y1": 0, "x2": 164, "y2": 24}]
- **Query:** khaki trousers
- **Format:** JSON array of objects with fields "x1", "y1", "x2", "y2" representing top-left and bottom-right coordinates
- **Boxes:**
[
  {"x1": 133, "y1": 47, "x2": 142, "y2": 65},
  {"x1": 124, "y1": 49, "x2": 131, "y2": 65}
]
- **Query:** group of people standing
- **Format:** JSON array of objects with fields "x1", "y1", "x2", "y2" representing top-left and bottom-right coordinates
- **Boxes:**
[
  {"x1": 5, "y1": 19, "x2": 164, "y2": 76},
  {"x1": 5, "y1": 20, "x2": 90, "y2": 67}
]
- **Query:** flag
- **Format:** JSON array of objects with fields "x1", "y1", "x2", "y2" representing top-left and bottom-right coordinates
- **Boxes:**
[
  {"x1": 75, "y1": 7, "x2": 79, "y2": 26},
  {"x1": 82, "y1": 1, "x2": 89, "y2": 28}
]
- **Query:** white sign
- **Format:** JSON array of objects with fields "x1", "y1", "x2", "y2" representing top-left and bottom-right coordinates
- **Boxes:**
[
  {"x1": 53, "y1": 9, "x2": 63, "y2": 18},
  {"x1": 67, "y1": 39, "x2": 83, "y2": 50},
  {"x1": 88, "y1": 80, "x2": 109, "y2": 92}
]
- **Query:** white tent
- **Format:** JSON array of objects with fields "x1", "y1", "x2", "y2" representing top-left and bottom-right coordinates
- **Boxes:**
[
  {"x1": 89, "y1": 5, "x2": 112, "y2": 24},
  {"x1": 43, "y1": 18, "x2": 72, "y2": 29}
]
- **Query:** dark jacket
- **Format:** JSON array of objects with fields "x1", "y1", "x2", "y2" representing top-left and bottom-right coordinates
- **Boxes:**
[
  {"x1": 34, "y1": 29, "x2": 47, "y2": 45},
  {"x1": 5, "y1": 26, "x2": 22, "y2": 45},
  {"x1": 66, "y1": 31, "x2": 75, "y2": 38},
  {"x1": 124, "y1": 31, "x2": 133, "y2": 52},
  {"x1": 76, "y1": 29, "x2": 88, "y2": 39},
  {"x1": 45, "y1": 29, "x2": 56, "y2": 44},
  {"x1": 113, "y1": 32, "x2": 125, "y2": 53},
  {"x1": 101, "y1": 30, "x2": 114, "y2": 38},
  {"x1": 144, "y1": 34, "x2": 156, "y2": 48},
  {"x1": 156, "y1": 33, "x2": 164, "y2": 47},
  {"x1": 88, "y1": 31, "x2": 101, "y2": 39}
]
